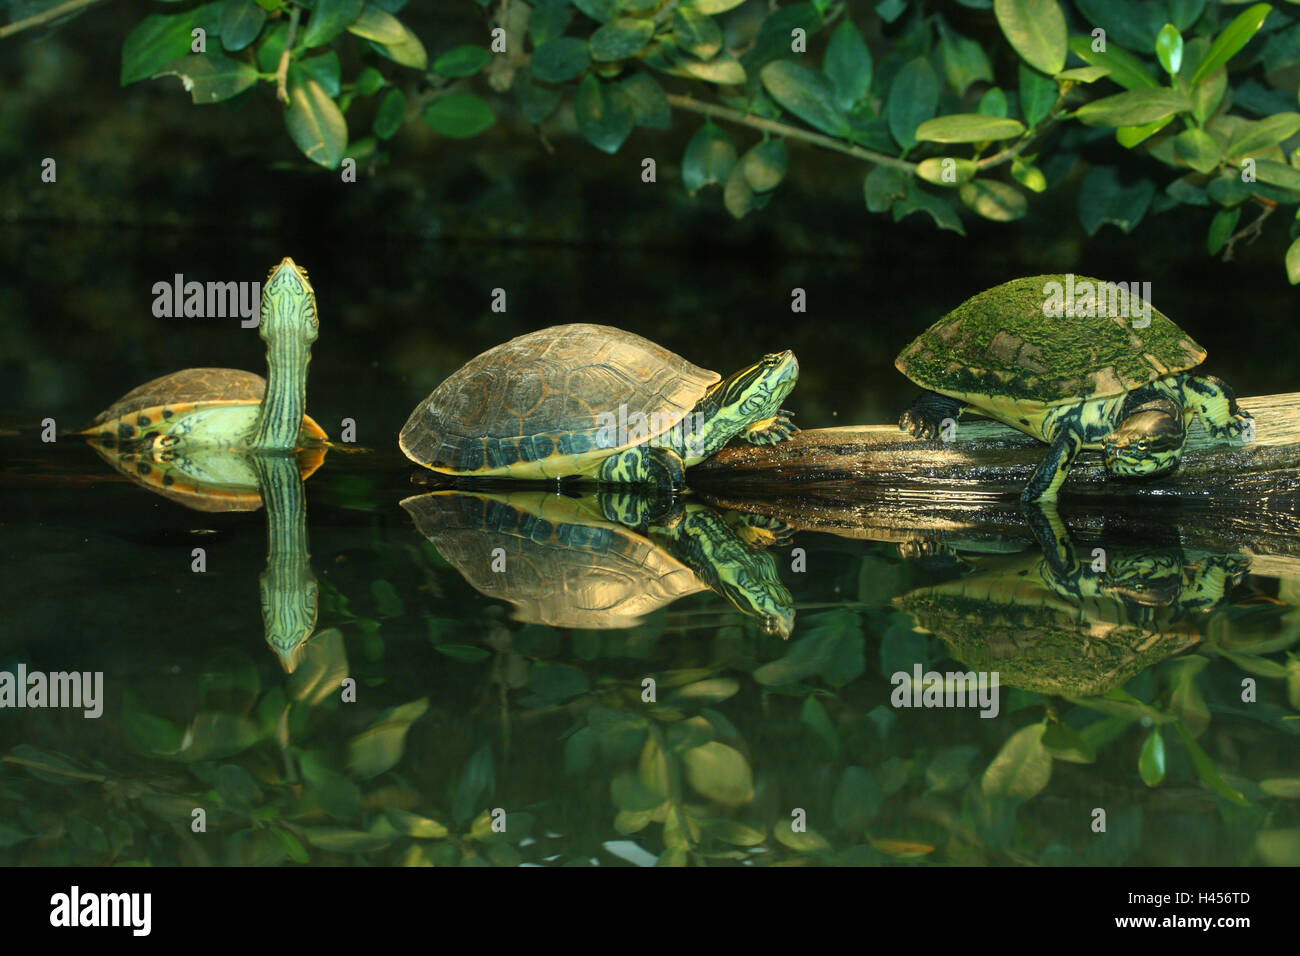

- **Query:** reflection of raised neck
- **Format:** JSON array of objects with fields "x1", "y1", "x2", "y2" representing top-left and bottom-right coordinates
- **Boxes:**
[
  {"x1": 253, "y1": 454, "x2": 318, "y2": 673},
  {"x1": 251, "y1": 335, "x2": 310, "y2": 451}
]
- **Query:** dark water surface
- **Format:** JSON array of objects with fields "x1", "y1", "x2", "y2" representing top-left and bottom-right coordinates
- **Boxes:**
[{"x1": 2, "y1": 228, "x2": 1299, "y2": 866}]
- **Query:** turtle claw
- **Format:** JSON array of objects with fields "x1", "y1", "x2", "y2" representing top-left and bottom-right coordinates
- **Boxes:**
[
  {"x1": 745, "y1": 410, "x2": 799, "y2": 446},
  {"x1": 899, "y1": 409, "x2": 940, "y2": 440},
  {"x1": 1211, "y1": 410, "x2": 1255, "y2": 444}
]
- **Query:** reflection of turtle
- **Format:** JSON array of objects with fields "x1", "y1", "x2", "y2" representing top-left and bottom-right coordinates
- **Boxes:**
[
  {"x1": 399, "y1": 324, "x2": 800, "y2": 495},
  {"x1": 84, "y1": 258, "x2": 326, "y2": 459},
  {"x1": 893, "y1": 505, "x2": 1249, "y2": 696},
  {"x1": 896, "y1": 275, "x2": 1252, "y2": 502},
  {"x1": 401, "y1": 490, "x2": 795, "y2": 636}
]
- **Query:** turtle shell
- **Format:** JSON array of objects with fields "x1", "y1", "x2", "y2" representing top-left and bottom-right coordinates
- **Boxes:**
[
  {"x1": 895, "y1": 275, "x2": 1207, "y2": 408},
  {"x1": 85, "y1": 367, "x2": 327, "y2": 445},
  {"x1": 399, "y1": 324, "x2": 720, "y2": 476}
]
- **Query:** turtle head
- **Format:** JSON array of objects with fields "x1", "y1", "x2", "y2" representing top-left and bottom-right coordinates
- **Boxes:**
[
  {"x1": 711, "y1": 551, "x2": 796, "y2": 639},
  {"x1": 252, "y1": 258, "x2": 318, "y2": 451},
  {"x1": 260, "y1": 564, "x2": 320, "y2": 673},
  {"x1": 1103, "y1": 410, "x2": 1183, "y2": 476},
  {"x1": 716, "y1": 349, "x2": 799, "y2": 423},
  {"x1": 260, "y1": 258, "x2": 319, "y2": 349}
]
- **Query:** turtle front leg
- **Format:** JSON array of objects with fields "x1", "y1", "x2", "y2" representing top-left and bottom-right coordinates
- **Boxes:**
[
  {"x1": 1022, "y1": 426, "x2": 1084, "y2": 503},
  {"x1": 743, "y1": 409, "x2": 799, "y2": 446},
  {"x1": 597, "y1": 444, "x2": 686, "y2": 488},
  {"x1": 1183, "y1": 374, "x2": 1253, "y2": 442},
  {"x1": 900, "y1": 391, "x2": 965, "y2": 440}
]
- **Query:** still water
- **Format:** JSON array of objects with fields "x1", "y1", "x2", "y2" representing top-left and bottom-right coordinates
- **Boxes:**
[{"x1": 2, "y1": 231, "x2": 1298, "y2": 866}]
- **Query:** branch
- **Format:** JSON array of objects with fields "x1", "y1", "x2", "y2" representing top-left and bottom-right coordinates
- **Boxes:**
[
  {"x1": 276, "y1": 4, "x2": 302, "y2": 104},
  {"x1": 665, "y1": 92, "x2": 917, "y2": 171},
  {"x1": 0, "y1": 0, "x2": 104, "y2": 40}
]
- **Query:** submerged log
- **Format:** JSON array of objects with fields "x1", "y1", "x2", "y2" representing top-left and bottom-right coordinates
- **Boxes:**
[{"x1": 692, "y1": 392, "x2": 1300, "y2": 503}]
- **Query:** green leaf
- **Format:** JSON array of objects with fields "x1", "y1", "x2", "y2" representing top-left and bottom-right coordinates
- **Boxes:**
[
  {"x1": 1287, "y1": 236, "x2": 1300, "y2": 284},
  {"x1": 384, "y1": 808, "x2": 449, "y2": 839},
  {"x1": 1225, "y1": 113, "x2": 1300, "y2": 157},
  {"x1": 526, "y1": 660, "x2": 591, "y2": 702},
  {"x1": 686, "y1": 0, "x2": 747, "y2": 13},
  {"x1": 355, "y1": 65, "x2": 386, "y2": 96},
  {"x1": 1155, "y1": 23, "x2": 1183, "y2": 75},
  {"x1": 994, "y1": 0, "x2": 1067, "y2": 75},
  {"x1": 531, "y1": 36, "x2": 591, "y2": 83},
  {"x1": 761, "y1": 60, "x2": 850, "y2": 138},
  {"x1": 513, "y1": 66, "x2": 564, "y2": 124},
  {"x1": 925, "y1": 744, "x2": 979, "y2": 793},
  {"x1": 299, "y1": 0, "x2": 364, "y2": 49},
  {"x1": 1208, "y1": 206, "x2": 1242, "y2": 254},
  {"x1": 1261, "y1": 777, "x2": 1300, "y2": 798},
  {"x1": 573, "y1": 74, "x2": 635, "y2": 154},
  {"x1": 1255, "y1": 159, "x2": 1300, "y2": 192},
  {"x1": 530, "y1": 0, "x2": 571, "y2": 45},
  {"x1": 917, "y1": 156, "x2": 977, "y2": 186},
  {"x1": 1192, "y1": 68, "x2": 1228, "y2": 124},
  {"x1": 683, "y1": 741, "x2": 754, "y2": 806},
  {"x1": 1077, "y1": 165, "x2": 1155, "y2": 234},
  {"x1": 373, "y1": 87, "x2": 406, "y2": 139},
  {"x1": 982, "y1": 721, "x2": 1052, "y2": 800},
  {"x1": 1174, "y1": 127, "x2": 1222, "y2": 173},
  {"x1": 895, "y1": 181, "x2": 967, "y2": 234},
  {"x1": 978, "y1": 86, "x2": 1008, "y2": 117},
  {"x1": 285, "y1": 64, "x2": 348, "y2": 168},
  {"x1": 673, "y1": 8, "x2": 723, "y2": 60},
  {"x1": 1019, "y1": 63, "x2": 1056, "y2": 127},
  {"x1": 302, "y1": 827, "x2": 392, "y2": 853},
  {"x1": 774, "y1": 819, "x2": 832, "y2": 853},
  {"x1": 434, "y1": 642, "x2": 491, "y2": 663},
  {"x1": 1066, "y1": 35, "x2": 1158, "y2": 90},
  {"x1": 590, "y1": 17, "x2": 655, "y2": 61},
  {"x1": 938, "y1": 27, "x2": 993, "y2": 96},
  {"x1": 959, "y1": 179, "x2": 1027, "y2": 220},
  {"x1": 153, "y1": 53, "x2": 258, "y2": 104},
  {"x1": 1074, "y1": 88, "x2": 1191, "y2": 126},
  {"x1": 121, "y1": 3, "x2": 223, "y2": 86},
  {"x1": 219, "y1": 0, "x2": 266, "y2": 52},
  {"x1": 298, "y1": 50, "x2": 341, "y2": 98},
  {"x1": 423, "y1": 93, "x2": 495, "y2": 138},
  {"x1": 887, "y1": 57, "x2": 939, "y2": 150},
  {"x1": 1191, "y1": 2, "x2": 1272, "y2": 86},
  {"x1": 680, "y1": 52, "x2": 746, "y2": 84},
  {"x1": 1055, "y1": 65, "x2": 1111, "y2": 83},
  {"x1": 575, "y1": 0, "x2": 619, "y2": 21},
  {"x1": 433, "y1": 44, "x2": 491, "y2": 78},
  {"x1": 741, "y1": 139, "x2": 788, "y2": 191},
  {"x1": 1138, "y1": 727, "x2": 1166, "y2": 786},
  {"x1": 682, "y1": 122, "x2": 736, "y2": 193},
  {"x1": 824, "y1": 19, "x2": 872, "y2": 112},
  {"x1": 1116, "y1": 115, "x2": 1174, "y2": 147},
  {"x1": 1011, "y1": 156, "x2": 1047, "y2": 191},
  {"x1": 620, "y1": 72, "x2": 670, "y2": 129},
  {"x1": 863, "y1": 164, "x2": 909, "y2": 212},
  {"x1": 916, "y1": 113, "x2": 1026, "y2": 142},
  {"x1": 349, "y1": 5, "x2": 426, "y2": 69}
]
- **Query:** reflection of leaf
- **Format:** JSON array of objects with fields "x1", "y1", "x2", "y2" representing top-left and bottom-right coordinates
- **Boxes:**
[
  {"x1": 1173, "y1": 723, "x2": 1249, "y2": 806},
  {"x1": 982, "y1": 722, "x2": 1052, "y2": 801},
  {"x1": 452, "y1": 744, "x2": 495, "y2": 824},
  {"x1": 773, "y1": 819, "x2": 831, "y2": 853},
  {"x1": 1138, "y1": 728, "x2": 1166, "y2": 786},
  {"x1": 1042, "y1": 722, "x2": 1097, "y2": 764},
  {"x1": 832, "y1": 766, "x2": 881, "y2": 830},
  {"x1": 925, "y1": 744, "x2": 979, "y2": 791},
  {"x1": 683, "y1": 742, "x2": 754, "y2": 807},
  {"x1": 1260, "y1": 778, "x2": 1300, "y2": 799},
  {"x1": 1256, "y1": 829, "x2": 1300, "y2": 865},
  {"x1": 216, "y1": 764, "x2": 263, "y2": 810},
  {"x1": 302, "y1": 827, "x2": 393, "y2": 853},
  {"x1": 870, "y1": 838, "x2": 934, "y2": 858},
  {"x1": 800, "y1": 695, "x2": 839, "y2": 756}
]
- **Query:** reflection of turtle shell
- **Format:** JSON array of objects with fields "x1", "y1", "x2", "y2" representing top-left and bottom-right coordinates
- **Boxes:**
[
  {"x1": 893, "y1": 552, "x2": 1200, "y2": 697},
  {"x1": 398, "y1": 324, "x2": 720, "y2": 477},
  {"x1": 402, "y1": 491, "x2": 704, "y2": 629}
]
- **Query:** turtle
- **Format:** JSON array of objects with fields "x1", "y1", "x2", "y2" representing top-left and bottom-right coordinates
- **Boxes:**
[
  {"x1": 895, "y1": 274, "x2": 1253, "y2": 503},
  {"x1": 398, "y1": 323, "x2": 800, "y2": 492},
  {"x1": 401, "y1": 489, "x2": 795, "y2": 637},
  {"x1": 82, "y1": 257, "x2": 326, "y2": 467}
]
